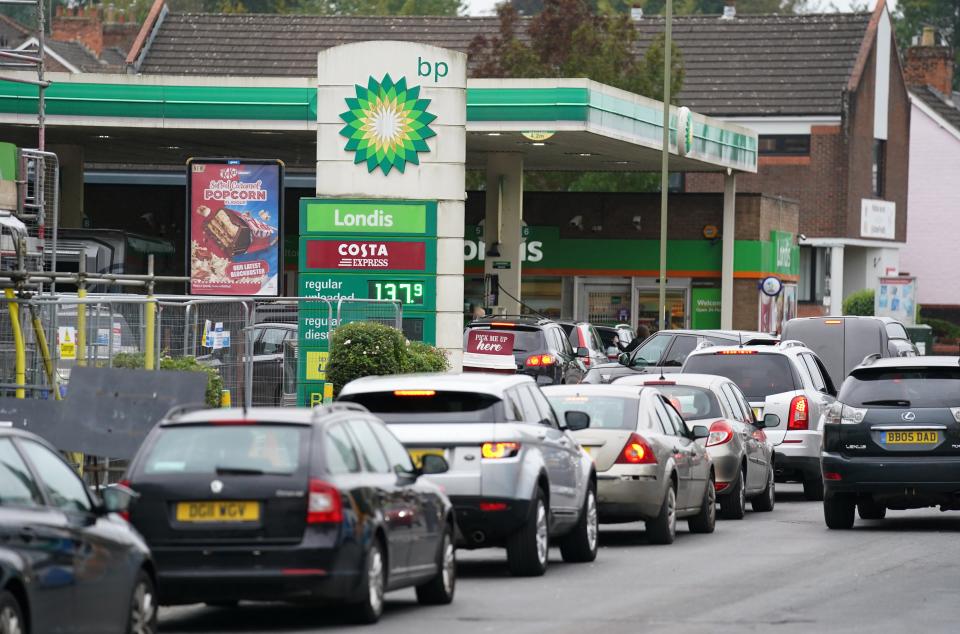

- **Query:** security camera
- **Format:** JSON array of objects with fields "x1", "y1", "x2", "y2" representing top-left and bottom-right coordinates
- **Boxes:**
[
  {"x1": 632, "y1": 215, "x2": 642, "y2": 231},
  {"x1": 569, "y1": 215, "x2": 584, "y2": 230},
  {"x1": 798, "y1": 233, "x2": 808, "y2": 241}
]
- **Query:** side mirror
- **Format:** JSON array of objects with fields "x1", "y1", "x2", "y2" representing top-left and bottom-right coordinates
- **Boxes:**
[
  {"x1": 759, "y1": 413, "x2": 780, "y2": 429},
  {"x1": 576, "y1": 347, "x2": 590, "y2": 358},
  {"x1": 618, "y1": 352, "x2": 630, "y2": 366},
  {"x1": 419, "y1": 454, "x2": 449, "y2": 475},
  {"x1": 100, "y1": 484, "x2": 139, "y2": 515},
  {"x1": 564, "y1": 410, "x2": 591, "y2": 431},
  {"x1": 691, "y1": 425, "x2": 709, "y2": 440}
]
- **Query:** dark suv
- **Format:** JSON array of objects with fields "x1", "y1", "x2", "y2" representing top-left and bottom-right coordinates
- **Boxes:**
[
  {"x1": 463, "y1": 316, "x2": 587, "y2": 385},
  {"x1": 581, "y1": 329, "x2": 777, "y2": 384},
  {"x1": 822, "y1": 357, "x2": 960, "y2": 529}
]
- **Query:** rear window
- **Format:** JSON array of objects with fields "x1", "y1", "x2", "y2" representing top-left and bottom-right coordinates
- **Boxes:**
[
  {"x1": 339, "y1": 391, "x2": 502, "y2": 423},
  {"x1": 683, "y1": 353, "x2": 797, "y2": 400},
  {"x1": 839, "y1": 367, "x2": 960, "y2": 408},
  {"x1": 546, "y1": 395, "x2": 639, "y2": 430},
  {"x1": 142, "y1": 425, "x2": 304, "y2": 475},
  {"x1": 464, "y1": 328, "x2": 544, "y2": 353},
  {"x1": 652, "y1": 385, "x2": 723, "y2": 421}
]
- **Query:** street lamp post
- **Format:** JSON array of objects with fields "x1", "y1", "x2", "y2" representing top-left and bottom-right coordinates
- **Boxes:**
[{"x1": 657, "y1": 0, "x2": 673, "y2": 332}]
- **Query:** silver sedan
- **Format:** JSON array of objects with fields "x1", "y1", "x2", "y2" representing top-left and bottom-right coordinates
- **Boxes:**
[
  {"x1": 614, "y1": 373, "x2": 777, "y2": 519},
  {"x1": 543, "y1": 384, "x2": 716, "y2": 544}
]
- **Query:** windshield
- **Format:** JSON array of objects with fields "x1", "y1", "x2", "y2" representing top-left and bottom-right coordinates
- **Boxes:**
[
  {"x1": 143, "y1": 425, "x2": 304, "y2": 475},
  {"x1": 683, "y1": 353, "x2": 797, "y2": 400},
  {"x1": 653, "y1": 385, "x2": 723, "y2": 421},
  {"x1": 840, "y1": 367, "x2": 960, "y2": 408},
  {"x1": 630, "y1": 333, "x2": 671, "y2": 367},
  {"x1": 339, "y1": 391, "x2": 502, "y2": 423},
  {"x1": 464, "y1": 328, "x2": 544, "y2": 354},
  {"x1": 546, "y1": 394, "x2": 638, "y2": 430}
]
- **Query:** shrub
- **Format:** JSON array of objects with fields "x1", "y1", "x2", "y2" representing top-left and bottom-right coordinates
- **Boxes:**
[
  {"x1": 843, "y1": 289, "x2": 875, "y2": 316},
  {"x1": 919, "y1": 316, "x2": 960, "y2": 341},
  {"x1": 326, "y1": 322, "x2": 408, "y2": 396},
  {"x1": 403, "y1": 340, "x2": 451, "y2": 373},
  {"x1": 111, "y1": 352, "x2": 224, "y2": 408}
]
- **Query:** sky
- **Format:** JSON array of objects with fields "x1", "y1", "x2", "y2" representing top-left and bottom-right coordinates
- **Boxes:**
[{"x1": 463, "y1": 0, "x2": 897, "y2": 16}]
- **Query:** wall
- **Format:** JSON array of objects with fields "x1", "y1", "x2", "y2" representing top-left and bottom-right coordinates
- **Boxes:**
[{"x1": 900, "y1": 105, "x2": 960, "y2": 305}]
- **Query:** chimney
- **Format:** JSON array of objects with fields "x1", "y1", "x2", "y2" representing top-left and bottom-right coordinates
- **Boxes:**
[
  {"x1": 904, "y1": 27, "x2": 954, "y2": 96},
  {"x1": 630, "y1": 4, "x2": 643, "y2": 20},
  {"x1": 721, "y1": 0, "x2": 736, "y2": 19},
  {"x1": 52, "y1": 4, "x2": 104, "y2": 57}
]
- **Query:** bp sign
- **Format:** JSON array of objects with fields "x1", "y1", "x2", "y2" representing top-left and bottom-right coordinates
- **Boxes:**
[{"x1": 297, "y1": 197, "x2": 439, "y2": 404}]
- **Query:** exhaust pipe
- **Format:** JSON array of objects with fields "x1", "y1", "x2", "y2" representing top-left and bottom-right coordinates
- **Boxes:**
[{"x1": 471, "y1": 530, "x2": 486, "y2": 544}]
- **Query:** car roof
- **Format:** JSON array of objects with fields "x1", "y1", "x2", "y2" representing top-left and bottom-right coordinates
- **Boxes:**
[
  {"x1": 339, "y1": 372, "x2": 533, "y2": 397},
  {"x1": 254, "y1": 322, "x2": 297, "y2": 329},
  {"x1": 162, "y1": 404, "x2": 370, "y2": 427},
  {"x1": 467, "y1": 315, "x2": 553, "y2": 328},
  {"x1": 615, "y1": 373, "x2": 731, "y2": 389},
  {"x1": 853, "y1": 356, "x2": 960, "y2": 371},
  {"x1": 687, "y1": 341, "x2": 812, "y2": 356},
  {"x1": 541, "y1": 384, "x2": 645, "y2": 399},
  {"x1": 651, "y1": 329, "x2": 777, "y2": 340}
]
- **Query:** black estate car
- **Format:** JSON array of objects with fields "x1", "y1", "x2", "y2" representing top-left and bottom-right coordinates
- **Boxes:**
[
  {"x1": 124, "y1": 404, "x2": 456, "y2": 623},
  {"x1": 463, "y1": 315, "x2": 587, "y2": 385},
  {"x1": 0, "y1": 429, "x2": 156, "y2": 633},
  {"x1": 822, "y1": 357, "x2": 960, "y2": 529}
]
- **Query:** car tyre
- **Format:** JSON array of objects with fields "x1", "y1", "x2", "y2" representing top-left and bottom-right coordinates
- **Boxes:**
[
  {"x1": 823, "y1": 493, "x2": 856, "y2": 529},
  {"x1": 559, "y1": 485, "x2": 599, "y2": 563},
  {"x1": 0, "y1": 590, "x2": 25, "y2": 634},
  {"x1": 415, "y1": 525, "x2": 456, "y2": 605},
  {"x1": 719, "y1": 467, "x2": 747, "y2": 520},
  {"x1": 688, "y1": 473, "x2": 717, "y2": 534},
  {"x1": 127, "y1": 570, "x2": 158, "y2": 634},
  {"x1": 803, "y1": 475, "x2": 825, "y2": 501},
  {"x1": 646, "y1": 482, "x2": 677, "y2": 545},
  {"x1": 351, "y1": 539, "x2": 386, "y2": 624},
  {"x1": 506, "y1": 487, "x2": 549, "y2": 577},
  {"x1": 751, "y1": 468, "x2": 776, "y2": 513},
  {"x1": 857, "y1": 498, "x2": 887, "y2": 520}
]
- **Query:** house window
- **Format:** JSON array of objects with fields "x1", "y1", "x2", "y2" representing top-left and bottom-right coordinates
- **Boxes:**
[
  {"x1": 758, "y1": 135, "x2": 811, "y2": 156},
  {"x1": 872, "y1": 140, "x2": 885, "y2": 197}
]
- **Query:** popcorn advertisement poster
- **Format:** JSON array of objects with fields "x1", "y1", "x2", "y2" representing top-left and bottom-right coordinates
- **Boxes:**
[{"x1": 188, "y1": 160, "x2": 283, "y2": 296}]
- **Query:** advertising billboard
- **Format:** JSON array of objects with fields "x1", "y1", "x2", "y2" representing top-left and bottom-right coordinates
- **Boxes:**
[
  {"x1": 188, "y1": 159, "x2": 283, "y2": 296},
  {"x1": 876, "y1": 276, "x2": 916, "y2": 326}
]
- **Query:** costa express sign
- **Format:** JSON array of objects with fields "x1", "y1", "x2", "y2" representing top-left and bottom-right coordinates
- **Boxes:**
[{"x1": 300, "y1": 237, "x2": 434, "y2": 272}]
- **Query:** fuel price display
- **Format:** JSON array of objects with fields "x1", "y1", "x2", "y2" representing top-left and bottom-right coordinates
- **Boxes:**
[{"x1": 368, "y1": 280, "x2": 425, "y2": 305}]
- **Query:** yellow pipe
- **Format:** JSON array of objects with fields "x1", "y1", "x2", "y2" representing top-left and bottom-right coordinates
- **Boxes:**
[
  {"x1": 30, "y1": 307, "x2": 61, "y2": 401},
  {"x1": 144, "y1": 298, "x2": 156, "y2": 370},
  {"x1": 4, "y1": 289, "x2": 25, "y2": 399},
  {"x1": 77, "y1": 288, "x2": 87, "y2": 367}
]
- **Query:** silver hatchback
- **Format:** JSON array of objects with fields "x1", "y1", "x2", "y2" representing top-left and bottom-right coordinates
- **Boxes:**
[{"x1": 543, "y1": 384, "x2": 716, "y2": 545}]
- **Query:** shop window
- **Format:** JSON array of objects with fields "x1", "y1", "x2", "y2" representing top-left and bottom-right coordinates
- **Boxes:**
[
  {"x1": 758, "y1": 135, "x2": 810, "y2": 156},
  {"x1": 872, "y1": 140, "x2": 885, "y2": 197}
]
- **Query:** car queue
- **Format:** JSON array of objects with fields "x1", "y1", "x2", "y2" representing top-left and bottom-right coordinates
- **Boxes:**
[{"x1": 0, "y1": 314, "x2": 947, "y2": 632}]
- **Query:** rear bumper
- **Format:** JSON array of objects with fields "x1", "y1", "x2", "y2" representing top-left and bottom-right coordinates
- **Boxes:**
[
  {"x1": 774, "y1": 448, "x2": 821, "y2": 482},
  {"x1": 596, "y1": 465, "x2": 662, "y2": 521},
  {"x1": 708, "y1": 452, "x2": 741, "y2": 490},
  {"x1": 450, "y1": 496, "x2": 531, "y2": 547},
  {"x1": 822, "y1": 453, "x2": 960, "y2": 495}
]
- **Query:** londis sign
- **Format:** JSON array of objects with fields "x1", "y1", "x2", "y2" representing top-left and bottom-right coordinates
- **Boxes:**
[{"x1": 299, "y1": 199, "x2": 437, "y2": 236}]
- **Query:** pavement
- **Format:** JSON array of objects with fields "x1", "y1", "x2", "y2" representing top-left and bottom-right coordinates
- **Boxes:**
[{"x1": 159, "y1": 484, "x2": 960, "y2": 633}]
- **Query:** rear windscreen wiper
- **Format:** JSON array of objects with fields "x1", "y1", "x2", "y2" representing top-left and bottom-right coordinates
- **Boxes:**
[
  {"x1": 861, "y1": 399, "x2": 911, "y2": 406},
  {"x1": 215, "y1": 465, "x2": 265, "y2": 475}
]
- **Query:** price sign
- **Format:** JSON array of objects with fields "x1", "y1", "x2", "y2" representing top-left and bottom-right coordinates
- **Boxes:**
[{"x1": 368, "y1": 280, "x2": 425, "y2": 306}]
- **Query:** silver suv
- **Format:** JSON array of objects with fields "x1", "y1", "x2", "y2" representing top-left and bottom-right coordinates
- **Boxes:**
[
  {"x1": 337, "y1": 373, "x2": 598, "y2": 577},
  {"x1": 682, "y1": 340, "x2": 837, "y2": 500}
]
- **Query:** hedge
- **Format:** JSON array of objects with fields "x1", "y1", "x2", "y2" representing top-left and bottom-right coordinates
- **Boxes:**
[{"x1": 112, "y1": 352, "x2": 224, "y2": 408}]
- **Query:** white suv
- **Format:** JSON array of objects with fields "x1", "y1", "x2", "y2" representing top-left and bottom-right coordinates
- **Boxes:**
[{"x1": 682, "y1": 340, "x2": 837, "y2": 500}]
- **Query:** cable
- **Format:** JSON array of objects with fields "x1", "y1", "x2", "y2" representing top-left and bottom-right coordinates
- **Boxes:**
[{"x1": 495, "y1": 280, "x2": 549, "y2": 320}]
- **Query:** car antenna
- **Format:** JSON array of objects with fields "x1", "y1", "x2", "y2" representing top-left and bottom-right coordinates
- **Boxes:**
[{"x1": 738, "y1": 331, "x2": 744, "y2": 348}]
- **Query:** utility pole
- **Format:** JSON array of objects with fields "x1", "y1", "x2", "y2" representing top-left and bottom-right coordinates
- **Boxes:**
[{"x1": 657, "y1": 0, "x2": 673, "y2": 332}]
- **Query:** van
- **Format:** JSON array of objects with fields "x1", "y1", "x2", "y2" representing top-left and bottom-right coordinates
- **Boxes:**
[{"x1": 780, "y1": 316, "x2": 917, "y2": 387}]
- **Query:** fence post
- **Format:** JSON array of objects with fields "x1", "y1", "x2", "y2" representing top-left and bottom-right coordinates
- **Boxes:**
[
  {"x1": 4, "y1": 290, "x2": 25, "y2": 398},
  {"x1": 77, "y1": 258, "x2": 87, "y2": 367},
  {"x1": 144, "y1": 255, "x2": 156, "y2": 371}
]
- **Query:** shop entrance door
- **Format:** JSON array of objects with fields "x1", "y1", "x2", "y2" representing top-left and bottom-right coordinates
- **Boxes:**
[
  {"x1": 635, "y1": 287, "x2": 689, "y2": 331},
  {"x1": 578, "y1": 283, "x2": 631, "y2": 325}
]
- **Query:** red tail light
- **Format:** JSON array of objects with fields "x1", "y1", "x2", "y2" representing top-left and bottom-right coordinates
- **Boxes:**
[
  {"x1": 788, "y1": 396, "x2": 809, "y2": 430},
  {"x1": 307, "y1": 479, "x2": 343, "y2": 524},
  {"x1": 615, "y1": 433, "x2": 658, "y2": 465},
  {"x1": 117, "y1": 479, "x2": 132, "y2": 521},
  {"x1": 578, "y1": 328, "x2": 590, "y2": 367},
  {"x1": 525, "y1": 354, "x2": 556, "y2": 367},
  {"x1": 706, "y1": 420, "x2": 734, "y2": 447}
]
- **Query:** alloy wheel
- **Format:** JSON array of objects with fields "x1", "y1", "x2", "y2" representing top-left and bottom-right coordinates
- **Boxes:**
[
  {"x1": 368, "y1": 546, "x2": 385, "y2": 616},
  {"x1": 0, "y1": 607, "x2": 22, "y2": 634},
  {"x1": 441, "y1": 535, "x2": 455, "y2": 595},
  {"x1": 739, "y1": 470, "x2": 746, "y2": 513},
  {"x1": 129, "y1": 580, "x2": 156, "y2": 634},
  {"x1": 667, "y1": 487, "x2": 677, "y2": 538},
  {"x1": 586, "y1": 490, "x2": 599, "y2": 552},
  {"x1": 535, "y1": 501, "x2": 549, "y2": 565},
  {"x1": 708, "y1": 480, "x2": 717, "y2": 524}
]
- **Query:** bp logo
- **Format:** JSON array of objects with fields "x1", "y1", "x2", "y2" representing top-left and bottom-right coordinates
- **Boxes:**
[{"x1": 339, "y1": 74, "x2": 437, "y2": 175}]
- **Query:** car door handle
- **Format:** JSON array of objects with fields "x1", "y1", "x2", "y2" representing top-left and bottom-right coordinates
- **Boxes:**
[{"x1": 536, "y1": 432, "x2": 547, "y2": 440}]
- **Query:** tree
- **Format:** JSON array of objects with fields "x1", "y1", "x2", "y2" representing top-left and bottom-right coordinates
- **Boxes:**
[
  {"x1": 894, "y1": 0, "x2": 959, "y2": 91},
  {"x1": 843, "y1": 289, "x2": 875, "y2": 316}
]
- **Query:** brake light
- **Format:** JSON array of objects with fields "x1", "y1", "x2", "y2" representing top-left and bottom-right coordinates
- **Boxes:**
[
  {"x1": 615, "y1": 433, "x2": 657, "y2": 465},
  {"x1": 715, "y1": 481, "x2": 730, "y2": 492},
  {"x1": 577, "y1": 329, "x2": 590, "y2": 367},
  {"x1": 824, "y1": 319, "x2": 843, "y2": 325},
  {"x1": 393, "y1": 390, "x2": 436, "y2": 397},
  {"x1": 490, "y1": 322, "x2": 515, "y2": 327},
  {"x1": 481, "y1": 442, "x2": 521, "y2": 459},
  {"x1": 307, "y1": 479, "x2": 343, "y2": 524},
  {"x1": 644, "y1": 380, "x2": 676, "y2": 386},
  {"x1": 823, "y1": 471, "x2": 842, "y2": 481},
  {"x1": 788, "y1": 395, "x2": 809, "y2": 430},
  {"x1": 117, "y1": 479, "x2": 132, "y2": 521},
  {"x1": 525, "y1": 354, "x2": 555, "y2": 367},
  {"x1": 717, "y1": 350, "x2": 757, "y2": 355},
  {"x1": 479, "y1": 502, "x2": 508, "y2": 512},
  {"x1": 706, "y1": 420, "x2": 734, "y2": 447}
]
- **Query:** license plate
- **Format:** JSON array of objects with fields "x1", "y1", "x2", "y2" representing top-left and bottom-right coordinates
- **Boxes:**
[
  {"x1": 408, "y1": 448, "x2": 445, "y2": 468},
  {"x1": 175, "y1": 501, "x2": 260, "y2": 523},
  {"x1": 881, "y1": 431, "x2": 940, "y2": 445}
]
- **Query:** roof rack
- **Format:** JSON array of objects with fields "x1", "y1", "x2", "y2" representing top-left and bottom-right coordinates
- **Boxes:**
[
  {"x1": 311, "y1": 402, "x2": 369, "y2": 420},
  {"x1": 778, "y1": 340, "x2": 806, "y2": 350},
  {"x1": 161, "y1": 403, "x2": 210, "y2": 420}
]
